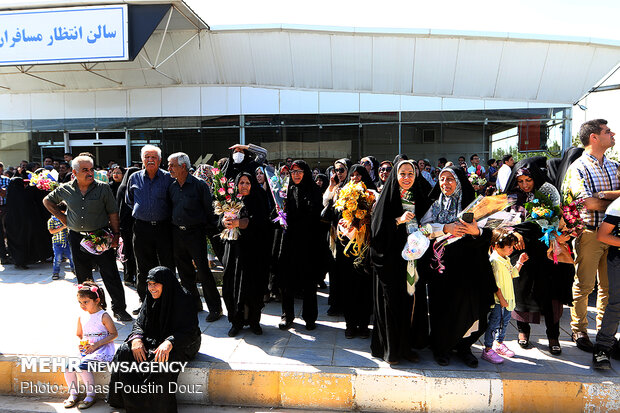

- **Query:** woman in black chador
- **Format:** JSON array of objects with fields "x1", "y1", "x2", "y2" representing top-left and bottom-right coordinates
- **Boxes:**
[
  {"x1": 278, "y1": 160, "x2": 324, "y2": 330},
  {"x1": 107, "y1": 266, "x2": 201, "y2": 413},
  {"x1": 504, "y1": 158, "x2": 573, "y2": 354},
  {"x1": 416, "y1": 166, "x2": 497, "y2": 367},
  {"x1": 338, "y1": 164, "x2": 377, "y2": 339},
  {"x1": 221, "y1": 172, "x2": 270, "y2": 337},
  {"x1": 370, "y1": 160, "x2": 432, "y2": 364},
  {"x1": 6, "y1": 176, "x2": 52, "y2": 268}
]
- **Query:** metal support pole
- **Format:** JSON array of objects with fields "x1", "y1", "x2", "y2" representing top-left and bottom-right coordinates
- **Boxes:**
[
  {"x1": 398, "y1": 111, "x2": 402, "y2": 154},
  {"x1": 562, "y1": 108, "x2": 573, "y2": 153},
  {"x1": 63, "y1": 131, "x2": 70, "y2": 153},
  {"x1": 125, "y1": 130, "x2": 131, "y2": 167},
  {"x1": 239, "y1": 115, "x2": 245, "y2": 144}
]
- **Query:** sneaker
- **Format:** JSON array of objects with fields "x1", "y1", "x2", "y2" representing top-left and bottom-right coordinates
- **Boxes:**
[
  {"x1": 493, "y1": 342, "x2": 515, "y2": 358},
  {"x1": 593, "y1": 346, "x2": 611, "y2": 370},
  {"x1": 481, "y1": 348, "x2": 504, "y2": 364}
]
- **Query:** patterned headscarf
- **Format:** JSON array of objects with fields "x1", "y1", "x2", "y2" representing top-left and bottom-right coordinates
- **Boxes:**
[{"x1": 428, "y1": 168, "x2": 463, "y2": 224}]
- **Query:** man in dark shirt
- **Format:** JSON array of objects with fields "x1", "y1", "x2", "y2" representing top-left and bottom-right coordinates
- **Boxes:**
[
  {"x1": 43, "y1": 155, "x2": 131, "y2": 321},
  {"x1": 126, "y1": 145, "x2": 175, "y2": 310},
  {"x1": 168, "y1": 152, "x2": 223, "y2": 321}
]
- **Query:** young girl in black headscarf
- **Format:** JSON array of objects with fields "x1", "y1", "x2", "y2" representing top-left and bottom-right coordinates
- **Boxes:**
[
  {"x1": 221, "y1": 172, "x2": 271, "y2": 337},
  {"x1": 416, "y1": 166, "x2": 497, "y2": 368},
  {"x1": 107, "y1": 266, "x2": 201, "y2": 413},
  {"x1": 278, "y1": 160, "x2": 324, "y2": 330},
  {"x1": 370, "y1": 161, "x2": 432, "y2": 364}
]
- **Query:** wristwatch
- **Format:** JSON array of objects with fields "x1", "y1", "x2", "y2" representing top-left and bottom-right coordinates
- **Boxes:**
[{"x1": 598, "y1": 192, "x2": 605, "y2": 200}]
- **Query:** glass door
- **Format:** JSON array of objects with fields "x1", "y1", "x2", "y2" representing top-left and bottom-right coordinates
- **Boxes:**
[{"x1": 69, "y1": 132, "x2": 127, "y2": 167}]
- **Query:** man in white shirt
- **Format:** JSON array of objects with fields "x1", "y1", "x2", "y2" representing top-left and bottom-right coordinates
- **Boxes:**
[{"x1": 496, "y1": 154, "x2": 515, "y2": 193}]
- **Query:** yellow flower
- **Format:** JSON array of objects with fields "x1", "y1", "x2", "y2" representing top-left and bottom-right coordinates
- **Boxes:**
[
  {"x1": 342, "y1": 210, "x2": 354, "y2": 222},
  {"x1": 354, "y1": 209, "x2": 367, "y2": 219},
  {"x1": 346, "y1": 200, "x2": 357, "y2": 211}
]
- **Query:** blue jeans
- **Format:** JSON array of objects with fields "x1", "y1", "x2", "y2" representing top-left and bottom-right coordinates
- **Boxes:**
[
  {"x1": 484, "y1": 305, "x2": 511, "y2": 348},
  {"x1": 53, "y1": 243, "x2": 74, "y2": 274},
  {"x1": 596, "y1": 253, "x2": 620, "y2": 350}
]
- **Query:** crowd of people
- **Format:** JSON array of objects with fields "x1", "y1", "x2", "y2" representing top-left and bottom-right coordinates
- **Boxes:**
[{"x1": 2, "y1": 119, "x2": 619, "y2": 411}]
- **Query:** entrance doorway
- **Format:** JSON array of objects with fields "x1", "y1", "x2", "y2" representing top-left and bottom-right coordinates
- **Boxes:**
[{"x1": 69, "y1": 132, "x2": 128, "y2": 167}]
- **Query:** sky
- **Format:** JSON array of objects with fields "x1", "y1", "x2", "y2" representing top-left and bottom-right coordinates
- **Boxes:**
[{"x1": 186, "y1": 0, "x2": 620, "y2": 41}]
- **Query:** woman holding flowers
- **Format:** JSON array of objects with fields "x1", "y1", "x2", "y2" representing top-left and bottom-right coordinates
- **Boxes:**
[
  {"x1": 278, "y1": 160, "x2": 324, "y2": 330},
  {"x1": 416, "y1": 166, "x2": 497, "y2": 367},
  {"x1": 323, "y1": 158, "x2": 353, "y2": 315},
  {"x1": 370, "y1": 161, "x2": 432, "y2": 364},
  {"x1": 505, "y1": 158, "x2": 573, "y2": 355},
  {"x1": 220, "y1": 172, "x2": 271, "y2": 337},
  {"x1": 336, "y1": 164, "x2": 378, "y2": 338}
]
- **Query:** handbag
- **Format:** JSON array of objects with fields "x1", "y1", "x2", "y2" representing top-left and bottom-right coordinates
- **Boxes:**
[{"x1": 320, "y1": 199, "x2": 335, "y2": 224}]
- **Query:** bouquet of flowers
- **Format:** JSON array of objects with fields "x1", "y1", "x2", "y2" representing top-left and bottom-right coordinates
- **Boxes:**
[
  {"x1": 523, "y1": 190, "x2": 567, "y2": 263},
  {"x1": 264, "y1": 166, "x2": 287, "y2": 228},
  {"x1": 468, "y1": 173, "x2": 487, "y2": 187},
  {"x1": 28, "y1": 169, "x2": 59, "y2": 191},
  {"x1": 80, "y1": 229, "x2": 113, "y2": 255},
  {"x1": 334, "y1": 180, "x2": 376, "y2": 265},
  {"x1": 561, "y1": 190, "x2": 586, "y2": 237},
  {"x1": 211, "y1": 164, "x2": 244, "y2": 240}
]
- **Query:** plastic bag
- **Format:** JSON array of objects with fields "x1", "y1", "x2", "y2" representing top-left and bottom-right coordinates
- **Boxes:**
[{"x1": 401, "y1": 230, "x2": 430, "y2": 261}]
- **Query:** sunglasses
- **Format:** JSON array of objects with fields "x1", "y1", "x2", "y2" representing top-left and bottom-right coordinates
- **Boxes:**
[
  {"x1": 379, "y1": 167, "x2": 392, "y2": 172},
  {"x1": 335, "y1": 168, "x2": 346, "y2": 174},
  {"x1": 361, "y1": 161, "x2": 371, "y2": 166}
]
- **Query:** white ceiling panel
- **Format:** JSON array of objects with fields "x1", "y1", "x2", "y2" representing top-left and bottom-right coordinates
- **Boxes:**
[
  {"x1": 452, "y1": 39, "x2": 503, "y2": 98},
  {"x1": 372, "y1": 36, "x2": 414, "y2": 94},
  {"x1": 413, "y1": 37, "x2": 459, "y2": 96},
  {"x1": 536, "y1": 44, "x2": 595, "y2": 103},
  {"x1": 331, "y1": 35, "x2": 372, "y2": 91},
  {"x1": 494, "y1": 41, "x2": 549, "y2": 100},
  {"x1": 210, "y1": 32, "x2": 255, "y2": 85},
  {"x1": 290, "y1": 32, "x2": 332, "y2": 89},
  {"x1": 249, "y1": 32, "x2": 293, "y2": 87}
]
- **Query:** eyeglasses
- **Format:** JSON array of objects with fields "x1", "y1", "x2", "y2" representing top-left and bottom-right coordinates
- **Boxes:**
[
  {"x1": 335, "y1": 168, "x2": 346, "y2": 174},
  {"x1": 290, "y1": 170, "x2": 304, "y2": 175},
  {"x1": 379, "y1": 167, "x2": 392, "y2": 172},
  {"x1": 361, "y1": 161, "x2": 371, "y2": 166}
]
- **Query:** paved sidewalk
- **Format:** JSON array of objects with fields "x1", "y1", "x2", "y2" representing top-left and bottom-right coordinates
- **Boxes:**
[{"x1": 1, "y1": 261, "x2": 619, "y2": 411}]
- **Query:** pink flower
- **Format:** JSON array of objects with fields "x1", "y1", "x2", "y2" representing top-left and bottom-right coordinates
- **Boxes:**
[
  {"x1": 218, "y1": 188, "x2": 225, "y2": 195},
  {"x1": 228, "y1": 182, "x2": 235, "y2": 188},
  {"x1": 236, "y1": 194, "x2": 243, "y2": 199},
  {"x1": 212, "y1": 168, "x2": 220, "y2": 174},
  {"x1": 226, "y1": 195, "x2": 231, "y2": 201},
  {"x1": 227, "y1": 188, "x2": 234, "y2": 194},
  {"x1": 220, "y1": 177, "x2": 227, "y2": 184}
]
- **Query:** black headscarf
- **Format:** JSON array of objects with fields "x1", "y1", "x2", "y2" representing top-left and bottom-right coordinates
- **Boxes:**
[
  {"x1": 552, "y1": 147, "x2": 584, "y2": 191},
  {"x1": 334, "y1": 158, "x2": 353, "y2": 189},
  {"x1": 287, "y1": 160, "x2": 321, "y2": 210},
  {"x1": 425, "y1": 165, "x2": 476, "y2": 221},
  {"x1": 136, "y1": 266, "x2": 199, "y2": 346},
  {"x1": 505, "y1": 157, "x2": 551, "y2": 205},
  {"x1": 362, "y1": 155, "x2": 380, "y2": 183},
  {"x1": 222, "y1": 149, "x2": 261, "y2": 181},
  {"x1": 347, "y1": 164, "x2": 377, "y2": 191},
  {"x1": 315, "y1": 173, "x2": 329, "y2": 194},
  {"x1": 371, "y1": 160, "x2": 432, "y2": 272}
]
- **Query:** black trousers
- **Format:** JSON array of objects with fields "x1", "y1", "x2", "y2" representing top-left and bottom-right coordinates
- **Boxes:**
[
  {"x1": 516, "y1": 303, "x2": 560, "y2": 340},
  {"x1": 173, "y1": 225, "x2": 222, "y2": 313},
  {"x1": 68, "y1": 230, "x2": 126, "y2": 313},
  {"x1": 132, "y1": 220, "x2": 175, "y2": 302},
  {"x1": 0, "y1": 205, "x2": 7, "y2": 257},
  {"x1": 120, "y1": 227, "x2": 136, "y2": 283}
]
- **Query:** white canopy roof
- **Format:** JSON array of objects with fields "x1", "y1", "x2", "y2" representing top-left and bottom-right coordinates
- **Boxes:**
[{"x1": 0, "y1": 0, "x2": 618, "y2": 105}]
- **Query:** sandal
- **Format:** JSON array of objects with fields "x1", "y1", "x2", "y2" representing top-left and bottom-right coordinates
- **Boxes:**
[
  {"x1": 63, "y1": 396, "x2": 78, "y2": 408},
  {"x1": 52, "y1": 274, "x2": 60, "y2": 280},
  {"x1": 548, "y1": 339, "x2": 562, "y2": 355},
  {"x1": 518, "y1": 332, "x2": 530, "y2": 349}
]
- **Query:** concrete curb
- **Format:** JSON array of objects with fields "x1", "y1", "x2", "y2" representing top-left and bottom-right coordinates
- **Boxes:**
[{"x1": 1, "y1": 357, "x2": 619, "y2": 411}]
